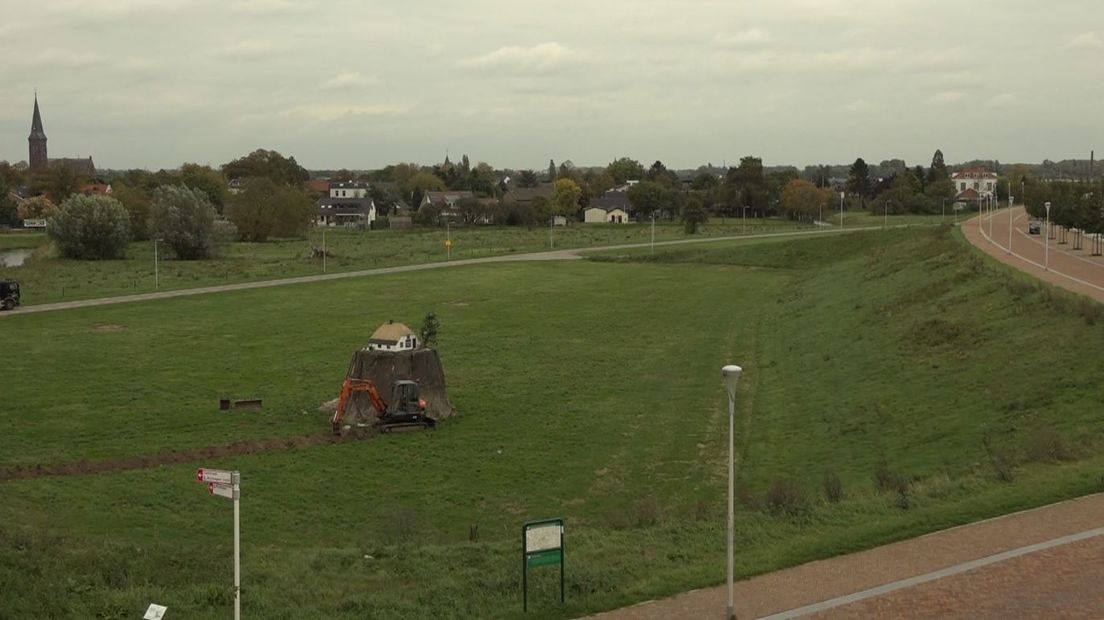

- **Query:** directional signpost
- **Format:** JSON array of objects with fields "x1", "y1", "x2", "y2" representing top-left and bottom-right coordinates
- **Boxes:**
[
  {"x1": 196, "y1": 468, "x2": 241, "y2": 620},
  {"x1": 522, "y1": 518, "x2": 565, "y2": 612}
]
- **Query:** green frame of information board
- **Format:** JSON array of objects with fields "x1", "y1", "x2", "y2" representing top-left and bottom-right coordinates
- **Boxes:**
[{"x1": 522, "y1": 518, "x2": 564, "y2": 612}]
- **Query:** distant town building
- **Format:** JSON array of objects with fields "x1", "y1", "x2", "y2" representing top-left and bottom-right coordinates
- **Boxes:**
[
  {"x1": 951, "y1": 168, "x2": 998, "y2": 202},
  {"x1": 27, "y1": 94, "x2": 96, "y2": 176},
  {"x1": 318, "y1": 180, "x2": 376, "y2": 227}
]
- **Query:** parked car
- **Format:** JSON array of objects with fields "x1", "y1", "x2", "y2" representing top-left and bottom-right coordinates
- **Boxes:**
[{"x1": 1028, "y1": 220, "x2": 1042, "y2": 235}]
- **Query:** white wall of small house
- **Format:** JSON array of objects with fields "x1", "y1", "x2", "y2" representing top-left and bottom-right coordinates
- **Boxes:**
[
  {"x1": 583, "y1": 208, "x2": 606, "y2": 223},
  {"x1": 330, "y1": 187, "x2": 368, "y2": 198},
  {"x1": 606, "y1": 209, "x2": 629, "y2": 223}
]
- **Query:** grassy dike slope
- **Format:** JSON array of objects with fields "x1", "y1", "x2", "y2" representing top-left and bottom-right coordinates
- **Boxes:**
[{"x1": 2, "y1": 226, "x2": 1103, "y2": 618}]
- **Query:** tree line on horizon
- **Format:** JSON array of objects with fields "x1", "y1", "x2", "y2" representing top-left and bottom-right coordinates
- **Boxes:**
[{"x1": 3, "y1": 147, "x2": 1103, "y2": 253}]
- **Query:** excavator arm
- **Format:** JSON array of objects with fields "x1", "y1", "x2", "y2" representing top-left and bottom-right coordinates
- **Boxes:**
[{"x1": 331, "y1": 378, "x2": 388, "y2": 434}]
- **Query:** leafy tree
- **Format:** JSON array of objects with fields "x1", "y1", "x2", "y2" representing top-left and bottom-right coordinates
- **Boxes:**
[
  {"x1": 0, "y1": 161, "x2": 26, "y2": 189},
  {"x1": 584, "y1": 170, "x2": 615, "y2": 198},
  {"x1": 531, "y1": 195, "x2": 552, "y2": 225},
  {"x1": 111, "y1": 182, "x2": 153, "y2": 241},
  {"x1": 405, "y1": 171, "x2": 446, "y2": 208},
  {"x1": 551, "y1": 178, "x2": 582, "y2": 217},
  {"x1": 0, "y1": 176, "x2": 15, "y2": 227},
  {"x1": 420, "y1": 311, "x2": 440, "y2": 348},
  {"x1": 767, "y1": 169, "x2": 800, "y2": 209},
  {"x1": 221, "y1": 149, "x2": 309, "y2": 186},
  {"x1": 732, "y1": 156, "x2": 770, "y2": 213},
  {"x1": 691, "y1": 173, "x2": 719, "y2": 191},
  {"x1": 929, "y1": 149, "x2": 948, "y2": 183},
  {"x1": 780, "y1": 179, "x2": 830, "y2": 222},
  {"x1": 180, "y1": 163, "x2": 228, "y2": 211},
  {"x1": 645, "y1": 160, "x2": 679, "y2": 188},
  {"x1": 468, "y1": 163, "x2": 497, "y2": 197},
  {"x1": 547, "y1": 159, "x2": 556, "y2": 182},
  {"x1": 150, "y1": 185, "x2": 218, "y2": 260},
  {"x1": 47, "y1": 161, "x2": 85, "y2": 203},
  {"x1": 455, "y1": 197, "x2": 487, "y2": 225},
  {"x1": 48, "y1": 195, "x2": 131, "y2": 259},
  {"x1": 627, "y1": 181, "x2": 670, "y2": 218},
  {"x1": 225, "y1": 177, "x2": 314, "y2": 242},
  {"x1": 606, "y1": 157, "x2": 645, "y2": 185},
  {"x1": 517, "y1": 170, "x2": 539, "y2": 188},
  {"x1": 17, "y1": 196, "x2": 57, "y2": 220},
  {"x1": 846, "y1": 158, "x2": 871, "y2": 206},
  {"x1": 681, "y1": 194, "x2": 707, "y2": 234}
]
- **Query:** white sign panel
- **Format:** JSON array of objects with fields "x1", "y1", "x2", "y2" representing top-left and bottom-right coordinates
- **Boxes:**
[
  {"x1": 208, "y1": 483, "x2": 235, "y2": 500},
  {"x1": 196, "y1": 468, "x2": 234, "y2": 485},
  {"x1": 143, "y1": 603, "x2": 167, "y2": 620},
  {"x1": 525, "y1": 524, "x2": 563, "y2": 553},
  {"x1": 22, "y1": 218, "x2": 46, "y2": 229}
]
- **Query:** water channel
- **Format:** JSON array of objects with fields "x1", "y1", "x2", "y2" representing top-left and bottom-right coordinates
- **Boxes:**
[{"x1": 0, "y1": 248, "x2": 35, "y2": 267}]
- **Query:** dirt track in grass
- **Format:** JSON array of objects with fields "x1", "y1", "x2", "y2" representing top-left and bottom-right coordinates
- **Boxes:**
[{"x1": 0, "y1": 431, "x2": 368, "y2": 482}]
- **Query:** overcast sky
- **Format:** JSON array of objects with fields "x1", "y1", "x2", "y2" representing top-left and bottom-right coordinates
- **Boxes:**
[{"x1": 1, "y1": 0, "x2": 1102, "y2": 171}]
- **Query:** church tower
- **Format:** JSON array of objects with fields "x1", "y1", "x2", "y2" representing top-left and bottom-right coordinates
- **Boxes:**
[{"x1": 28, "y1": 94, "x2": 48, "y2": 173}]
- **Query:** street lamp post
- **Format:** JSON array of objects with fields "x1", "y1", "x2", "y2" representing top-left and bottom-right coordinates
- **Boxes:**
[
  {"x1": 322, "y1": 227, "x2": 327, "y2": 273},
  {"x1": 1045, "y1": 201, "x2": 1051, "y2": 271},
  {"x1": 942, "y1": 198, "x2": 945, "y2": 221},
  {"x1": 154, "y1": 238, "x2": 160, "y2": 291},
  {"x1": 721, "y1": 364, "x2": 743, "y2": 620},
  {"x1": 988, "y1": 195, "x2": 994, "y2": 238},
  {"x1": 884, "y1": 200, "x2": 888, "y2": 229},
  {"x1": 651, "y1": 211, "x2": 656, "y2": 255},
  {"x1": 839, "y1": 192, "x2": 845, "y2": 230},
  {"x1": 549, "y1": 215, "x2": 553, "y2": 249},
  {"x1": 447, "y1": 217, "x2": 452, "y2": 260},
  {"x1": 1008, "y1": 194, "x2": 1014, "y2": 255}
]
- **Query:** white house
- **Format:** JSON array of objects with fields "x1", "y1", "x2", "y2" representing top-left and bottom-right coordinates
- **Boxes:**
[
  {"x1": 329, "y1": 180, "x2": 370, "y2": 199},
  {"x1": 367, "y1": 321, "x2": 419, "y2": 352},
  {"x1": 951, "y1": 168, "x2": 998, "y2": 202},
  {"x1": 318, "y1": 181, "x2": 376, "y2": 227},
  {"x1": 584, "y1": 205, "x2": 630, "y2": 224}
]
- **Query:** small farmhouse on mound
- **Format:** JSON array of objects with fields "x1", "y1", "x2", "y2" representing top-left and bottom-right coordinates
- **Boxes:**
[{"x1": 367, "y1": 320, "x2": 419, "y2": 352}]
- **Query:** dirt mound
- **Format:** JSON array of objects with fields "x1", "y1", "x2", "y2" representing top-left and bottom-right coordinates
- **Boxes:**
[{"x1": 341, "y1": 347, "x2": 456, "y2": 425}]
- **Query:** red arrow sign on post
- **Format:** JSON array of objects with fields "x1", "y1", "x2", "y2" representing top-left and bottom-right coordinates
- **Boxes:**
[{"x1": 196, "y1": 468, "x2": 234, "y2": 485}]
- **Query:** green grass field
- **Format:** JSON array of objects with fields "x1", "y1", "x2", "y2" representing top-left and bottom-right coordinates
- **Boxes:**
[
  {"x1": 2, "y1": 224, "x2": 1100, "y2": 619},
  {"x1": 0, "y1": 212, "x2": 948, "y2": 306}
]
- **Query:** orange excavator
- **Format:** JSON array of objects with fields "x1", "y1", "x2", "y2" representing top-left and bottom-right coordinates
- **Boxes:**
[{"x1": 331, "y1": 377, "x2": 435, "y2": 434}]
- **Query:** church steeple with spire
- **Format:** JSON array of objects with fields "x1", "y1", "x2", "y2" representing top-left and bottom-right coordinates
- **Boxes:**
[{"x1": 28, "y1": 94, "x2": 48, "y2": 173}]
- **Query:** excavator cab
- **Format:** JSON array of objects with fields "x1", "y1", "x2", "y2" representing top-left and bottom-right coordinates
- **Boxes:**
[{"x1": 382, "y1": 380, "x2": 434, "y2": 430}]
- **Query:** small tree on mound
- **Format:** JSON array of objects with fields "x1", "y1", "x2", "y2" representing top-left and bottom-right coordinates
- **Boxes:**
[
  {"x1": 420, "y1": 311, "x2": 440, "y2": 348},
  {"x1": 47, "y1": 195, "x2": 131, "y2": 259},
  {"x1": 150, "y1": 185, "x2": 218, "y2": 259}
]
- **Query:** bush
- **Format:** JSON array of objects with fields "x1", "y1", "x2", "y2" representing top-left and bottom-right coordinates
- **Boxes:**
[
  {"x1": 822, "y1": 470, "x2": 844, "y2": 503},
  {"x1": 765, "y1": 478, "x2": 810, "y2": 517},
  {"x1": 872, "y1": 458, "x2": 896, "y2": 493},
  {"x1": 47, "y1": 195, "x2": 131, "y2": 259},
  {"x1": 1025, "y1": 429, "x2": 1074, "y2": 463},
  {"x1": 150, "y1": 185, "x2": 218, "y2": 260},
  {"x1": 370, "y1": 216, "x2": 390, "y2": 230}
]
